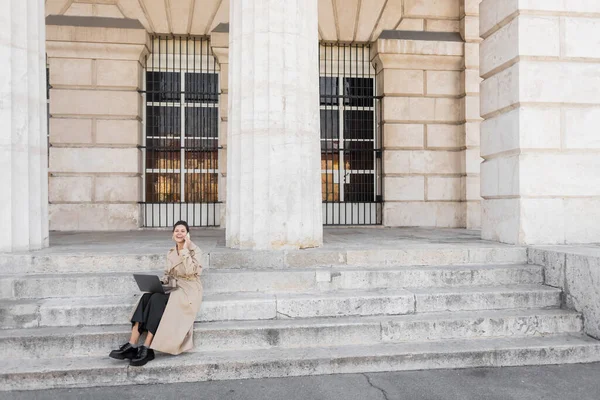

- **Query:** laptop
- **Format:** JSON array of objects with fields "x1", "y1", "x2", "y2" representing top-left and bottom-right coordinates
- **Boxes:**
[{"x1": 133, "y1": 274, "x2": 173, "y2": 294}]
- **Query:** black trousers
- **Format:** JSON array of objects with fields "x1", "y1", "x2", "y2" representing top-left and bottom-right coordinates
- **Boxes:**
[{"x1": 131, "y1": 292, "x2": 170, "y2": 335}]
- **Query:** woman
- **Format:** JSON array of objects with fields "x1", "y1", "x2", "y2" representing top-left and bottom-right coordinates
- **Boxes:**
[{"x1": 109, "y1": 220, "x2": 203, "y2": 366}]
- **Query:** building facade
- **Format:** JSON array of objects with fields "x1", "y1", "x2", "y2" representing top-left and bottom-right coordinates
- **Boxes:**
[{"x1": 2, "y1": 0, "x2": 600, "y2": 251}]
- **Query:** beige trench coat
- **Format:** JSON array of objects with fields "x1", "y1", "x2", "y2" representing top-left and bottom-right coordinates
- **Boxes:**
[{"x1": 132, "y1": 242, "x2": 203, "y2": 355}]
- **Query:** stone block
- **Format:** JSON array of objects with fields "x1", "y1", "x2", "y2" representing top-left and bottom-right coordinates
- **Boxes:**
[
  {"x1": 460, "y1": 15, "x2": 480, "y2": 41},
  {"x1": 96, "y1": 60, "x2": 141, "y2": 88},
  {"x1": 411, "y1": 150, "x2": 463, "y2": 174},
  {"x1": 49, "y1": 118, "x2": 93, "y2": 144},
  {"x1": 480, "y1": 63, "x2": 519, "y2": 117},
  {"x1": 375, "y1": 39, "x2": 464, "y2": 58},
  {"x1": 466, "y1": 200, "x2": 481, "y2": 229},
  {"x1": 426, "y1": 71, "x2": 461, "y2": 96},
  {"x1": 384, "y1": 97, "x2": 462, "y2": 123},
  {"x1": 427, "y1": 177, "x2": 463, "y2": 201},
  {"x1": 382, "y1": 69, "x2": 424, "y2": 95},
  {"x1": 50, "y1": 89, "x2": 141, "y2": 117},
  {"x1": 563, "y1": 17, "x2": 600, "y2": 59},
  {"x1": 481, "y1": 198, "x2": 520, "y2": 244},
  {"x1": 464, "y1": 43, "x2": 479, "y2": 69},
  {"x1": 49, "y1": 58, "x2": 93, "y2": 86},
  {"x1": 382, "y1": 151, "x2": 410, "y2": 174},
  {"x1": 519, "y1": 153, "x2": 600, "y2": 197},
  {"x1": 480, "y1": 16, "x2": 560, "y2": 77},
  {"x1": 463, "y1": 0, "x2": 482, "y2": 15},
  {"x1": 95, "y1": 176, "x2": 140, "y2": 203},
  {"x1": 384, "y1": 176, "x2": 425, "y2": 201},
  {"x1": 465, "y1": 148, "x2": 482, "y2": 174},
  {"x1": 426, "y1": 19, "x2": 460, "y2": 33},
  {"x1": 96, "y1": 119, "x2": 141, "y2": 145},
  {"x1": 481, "y1": 106, "x2": 561, "y2": 157},
  {"x1": 465, "y1": 121, "x2": 480, "y2": 147},
  {"x1": 464, "y1": 95, "x2": 481, "y2": 121},
  {"x1": 50, "y1": 148, "x2": 140, "y2": 174},
  {"x1": 519, "y1": 61, "x2": 600, "y2": 105},
  {"x1": 219, "y1": 63, "x2": 229, "y2": 91},
  {"x1": 465, "y1": 176, "x2": 480, "y2": 201},
  {"x1": 427, "y1": 124, "x2": 463, "y2": 149},
  {"x1": 384, "y1": 124, "x2": 425, "y2": 148},
  {"x1": 46, "y1": 23, "x2": 148, "y2": 46},
  {"x1": 480, "y1": 155, "x2": 519, "y2": 197},
  {"x1": 384, "y1": 202, "x2": 466, "y2": 227},
  {"x1": 404, "y1": 0, "x2": 460, "y2": 18},
  {"x1": 564, "y1": 107, "x2": 600, "y2": 149},
  {"x1": 520, "y1": 198, "x2": 566, "y2": 244},
  {"x1": 564, "y1": 198, "x2": 600, "y2": 244},
  {"x1": 464, "y1": 69, "x2": 482, "y2": 94},
  {"x1": 49, "y1": 204, "x2": 140, "y2": 231},
  {"x1": 49, "y1": 176, "x2": 93, "y2": 203},
  {"x1": 374, "y1": 54, "x2": 464, "y2": 72}
]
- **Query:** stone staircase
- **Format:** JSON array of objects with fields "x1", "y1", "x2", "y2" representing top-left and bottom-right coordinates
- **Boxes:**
[{"x1": 1, "y1": 244, "x2": 600, "y2": 391}]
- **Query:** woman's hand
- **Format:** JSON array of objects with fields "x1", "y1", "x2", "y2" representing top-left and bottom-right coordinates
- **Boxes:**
[{"x1": 183, "y1": 234, "x2": 191, "y2": 250}]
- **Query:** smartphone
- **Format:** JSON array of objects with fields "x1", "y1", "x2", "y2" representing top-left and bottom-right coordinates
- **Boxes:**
[{"x1": 186, "y1": 233, "x2": 191, "y2": 240}]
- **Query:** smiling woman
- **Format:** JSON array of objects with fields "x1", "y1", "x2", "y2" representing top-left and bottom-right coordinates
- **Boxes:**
[{"x1": 109, "y1": 220, "x2": 204, "y2": 366}]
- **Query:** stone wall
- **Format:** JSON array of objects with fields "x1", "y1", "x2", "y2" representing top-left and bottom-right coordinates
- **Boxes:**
[
  {"x1": 530, "y1": 247, "x2": 600, "y2": 340},
  {"x1": 480, "y1": 1, "x2": 600, "y2": 244},
  {"x1": 372, "y1": 33, "x2": 466, "y2": 228},
  {"x1": 46, "y1": 16, "x2": 148, "y2": 230}
]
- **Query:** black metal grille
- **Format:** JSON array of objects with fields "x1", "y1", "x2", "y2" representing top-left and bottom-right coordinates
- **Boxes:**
[
  {"x1": 320, "y1": 43, "x2": 383, "y2": 225},
  {"x1": 141, "y1": 36, "x2": 220, "y2": 227}
]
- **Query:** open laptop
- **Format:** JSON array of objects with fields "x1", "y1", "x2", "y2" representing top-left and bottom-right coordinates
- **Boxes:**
[{"x1": 133, "y1": 274, "x2": 173, "y2": 294}]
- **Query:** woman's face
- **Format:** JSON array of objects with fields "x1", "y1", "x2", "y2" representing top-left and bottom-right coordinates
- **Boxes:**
[{"x1": 173, "y1": 225, "x2": 188, "y2": 243}]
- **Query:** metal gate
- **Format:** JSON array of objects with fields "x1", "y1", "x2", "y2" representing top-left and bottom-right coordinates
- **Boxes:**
[
  {"x1": 319, "y1": 43, "x2": 383, "y2": 225},
  {"x1": 141, "y1": 36, "x2": 220, "y2": 227}
]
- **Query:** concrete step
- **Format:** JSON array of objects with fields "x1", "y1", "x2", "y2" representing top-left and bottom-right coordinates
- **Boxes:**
[
  {"x1": 0, "y1": 245, "x2": 527, "y2": 275},
  {"x1": 0, "y1": 264, "x2": 543, "y2": 300},
  {"x1": 2, "y1": 334, "x2": 599, "y2": 391},
  {"x1": 0, "y1": 285, "x2": 561, "y2": 329},
  {"x1": 0, "y1": 309, "x2": 583, "y2": 359}
]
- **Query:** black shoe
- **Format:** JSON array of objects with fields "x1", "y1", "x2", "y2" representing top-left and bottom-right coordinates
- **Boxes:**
[
  {"x1": 130, "y1": 345, "x2": 155, "y2": 367},
  {"x1": 109, "y1": 343, "x2": 137, "y2": 360}
]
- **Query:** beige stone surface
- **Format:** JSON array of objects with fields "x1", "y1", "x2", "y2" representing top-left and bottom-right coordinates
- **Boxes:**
[
  {"x1": 49, "y1": 118, "x2": 93, "y2": 144},
  {"x1": 96, "y1": 119, "x2": 141, "y2": 145},
  {"x1": 466, "y1": 201, "x2": 481, "y2": 229},
  {"x1": 384, "y1": 177, "x2": 425, "y2": 201},
  {"x1": 50, "y1": 89, "x2": 141, "y2": 117},
  {"x1": 64, "y1": 3, "x2": 94, "y2": 16},
  {"x1": 95, "y1": 176, "x2": 141, "y2": 202},
  {"x1": 404, "y1": 0, "x2": 460, "y2": 19},
  {"x1": 49, "y1": 148, "x2": 140, "y2": 174},
  {"x1": 426, "y1": 19, "x2": 460, "y2": 33},
  {"x1": 564, "y1": 107, "x2": 600, "y2": 149},
  {"x1": 382, "y1": 70, "x2": 424, "y2": 95},
  {"x1": 95, "y1": 4, "x2": 125, "y2": 18},
  {"x1": 49, "y1": 177, "x2": 93, "y2": 203},
  {"x1": 48, "y1": 58, "x2": 93, "y2": 86},
  {"x1": 49, "y1": 204, "x2": 140, "y2": 230},
  {"x1": 397, "y1": 19, "x2": 425, "y2": 32},
  {"x1": 384, "y1": 97, "x2": 463, "y2": 123},
  {"x1": 384, "y1": 201, "x2": 465, "y2": 227},
  {"x1": 96, "y1": 60, "x2": 141, "y2": 88},
  {"x1": 427, "y1": 124, "x2": 463, "y2": 149},
  {"x1": 385, "y1": 150, "x2": 462, "y2": 175},
  {"x1": 426, "y1": 71, "x2": 461, "y2": 96},
  {"x1": 371, "y1": 0, "x2": 403, "y2": 41},
  {"x1": 384, "y1": 124, "x2": 425, "y2": 148},
  {"x1": 427, "y1": 177, "x2": 463, "y2": 201}
]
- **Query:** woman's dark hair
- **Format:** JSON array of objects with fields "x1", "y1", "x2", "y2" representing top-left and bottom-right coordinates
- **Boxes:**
[{"x1": 172, "y1": 220, "x2": 190, "y2": 233}]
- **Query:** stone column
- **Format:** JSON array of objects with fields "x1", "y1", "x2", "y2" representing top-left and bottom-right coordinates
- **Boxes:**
[
  {"x1": 0, "y1": 0, "x2": 49, "y2": 252},
  {"x1": 226, "y1": 0, "x2": 322, "y2": 250},
  {"x1": 480, "y1": 1, "x2": 600, "y2": 244}
]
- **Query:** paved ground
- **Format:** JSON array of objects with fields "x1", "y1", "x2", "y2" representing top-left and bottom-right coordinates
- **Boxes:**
[{"x1": 5, "y1": 363, "x2": 600, "y2": 400}]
